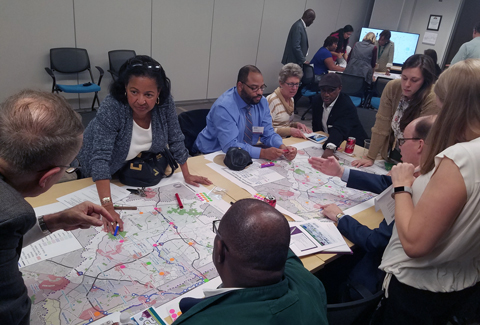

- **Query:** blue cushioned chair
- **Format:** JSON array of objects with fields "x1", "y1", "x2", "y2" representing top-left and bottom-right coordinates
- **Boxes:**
[
  {"x1": 300, "y1": 64, "x2": 319, "y2": 120},
  {"x1": 369, "y1": 77, "x2": 391, "y2": 109},
  {"x1": 338, "y1": 73, "x2": 367, "y2": 107},
  {"x1": 45, "y1": 48, "x2": 104, "y2": 110}
]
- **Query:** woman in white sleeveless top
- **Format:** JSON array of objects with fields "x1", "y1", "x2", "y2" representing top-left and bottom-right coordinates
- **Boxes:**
[{"x1": 377, "y1": 59, "x2": 480, "y2": 324}]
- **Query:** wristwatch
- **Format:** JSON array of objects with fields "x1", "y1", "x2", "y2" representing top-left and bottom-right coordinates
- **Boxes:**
[
  {"x1": 38, "y1": 216, "x2": 51, "y2": 235},
  {"x1": 326, "y1": 143, "x2": 337, "y2": 152},
  {"x1": 335, "y1": 212, "x2": 345, "y2": 222},
  {"x1": 101, "y1": 196, "x2": 112, "y2": 206},
  {"x1": 391, "y1": 186, "x2": 413, "y2": 199}
]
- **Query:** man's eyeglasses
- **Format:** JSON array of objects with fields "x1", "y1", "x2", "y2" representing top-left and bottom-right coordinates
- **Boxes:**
[
  {"x1": 397, "y1": 138, "x2": 421, "y2": 146},
  {"x1": 242, "y1": 82, "x2": 267, "y2": 92},
  {"x1": 285, "y1": 82, "x2": 301, "y2": 88},
  {"x1": 212, "y1": 220, "x2": 221, "y2": 234},
  {"x1": 37, "y1": 158, "x2": 81, "y2": 174},
  {"x1": 319, "y1": 87, "x2": 338, "y2": 94}
]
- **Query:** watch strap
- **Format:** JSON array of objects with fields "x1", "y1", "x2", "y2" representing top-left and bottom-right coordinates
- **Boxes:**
[
  {"x1": 335, "y1": 212, "x2": 345, "y2": 222},
  {"x1": 38, "y1": 216, "x2": 51, "y2": 235},
  {"x1": 391, "y1": 186, "x2": 413, "y2": 198},
  {"x1": 101, "y1": 196, "x2": 112, "y2": 206}
]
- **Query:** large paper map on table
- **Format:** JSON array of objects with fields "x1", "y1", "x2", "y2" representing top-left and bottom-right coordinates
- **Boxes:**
[
  {"x1": 22, "y1": 182, "x2": 228, "y2": 325},
  {"x1": 208, "y1": 143, "x2": 386, "y2": 220}
]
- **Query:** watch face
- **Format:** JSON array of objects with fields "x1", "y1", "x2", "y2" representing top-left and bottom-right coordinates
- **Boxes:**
[{"x1": 326, "y1": 143, "x2": 337, "y2": 150}]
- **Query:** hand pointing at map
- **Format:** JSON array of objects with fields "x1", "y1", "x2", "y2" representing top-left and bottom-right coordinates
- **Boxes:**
[{"x1": 43, "y1": 201, "x2": 113, "y2": 233}]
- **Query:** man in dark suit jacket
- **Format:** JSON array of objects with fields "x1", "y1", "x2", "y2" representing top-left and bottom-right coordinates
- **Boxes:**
[
  {"x1": 311, "y1": 73, "x2": 368, "y2": 158},
  {"x1": 282, "y1": 9, "x2": 315, "y2": 66},
  {"x1": 308, "y1": 115, "x2": 436, "y2": 299}
]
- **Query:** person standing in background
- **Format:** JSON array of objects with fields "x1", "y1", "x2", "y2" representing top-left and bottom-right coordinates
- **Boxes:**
[
  {"x1": 330, "y1": 25, "x2": 354, "y2": 63},
  {"x1": 450, "y1": 22, "x2": 480, "y2": 65},
  {"x1": 282, "y1": 9, "x2": 316, "y2": 66},
  {"x1": 375, "y1": 30, "x2": 395, "y2": 73}
]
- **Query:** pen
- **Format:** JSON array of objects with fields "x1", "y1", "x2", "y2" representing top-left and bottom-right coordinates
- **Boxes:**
[
  {"x1": 114, "y1": 225, "x2": 119, "y2": 236},
  {"x1": 282, "y1": 149, "x2": 289, "y2": 153},
  {"x1": 114, "y1": 206, "x2": 137, "y2": 210},
  {"x1": 175, "y1": 193, "x2": 184, "y2": 209}
]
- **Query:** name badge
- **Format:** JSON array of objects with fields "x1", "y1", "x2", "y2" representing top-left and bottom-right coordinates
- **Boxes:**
[{"x1": 252, "y1": 126, "x2": 264, "y2": 134}]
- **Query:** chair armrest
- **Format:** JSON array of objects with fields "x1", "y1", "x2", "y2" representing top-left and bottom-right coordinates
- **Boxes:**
[
  {"x1": 45, "y1": 67, "x2": 55, "y2": 79},
  {"x1": 45, "y1": 68, "x2": 56, "y2": 92},
  {"x1": 95, "y1": 66, "x2": 105, "y2": 87}
]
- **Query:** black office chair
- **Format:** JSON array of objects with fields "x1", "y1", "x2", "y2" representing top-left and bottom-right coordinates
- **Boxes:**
[
  {"x1": 178, "y1": 109, "x2": 210, "y2": 156},
  {"x1": 45, "y1": 48, "x2": 104, "y2": 110},
  {"x1": 299, "y1": 64, "x2": 320, "y2": 120},
  {"x1": 369, "y1": 77, "x2": 391, "y2": 109},
  {"x1": 339, "y1": 73, "x2": 367, "y2": 107},
  {"x1": 108, "y1": 50, "x2": 136, "y2": 80},
  {"x1": 356, "y1": 107, "x2": 377, "y2": 139},
  {"x1": 327, "y1": 285, "x2": 384, "y2": 325}
]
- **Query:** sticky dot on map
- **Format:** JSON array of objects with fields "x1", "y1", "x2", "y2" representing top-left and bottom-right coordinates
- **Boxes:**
[
  {"x1": 119, "y1": 240, "x2": 124, "y2": 243},
  {"x1": 139, "y1": 212, "x2": 143, "y2": 214},
  {"x1": 204, "y1": 278, "x2": 209, "y2": 282},
  {"x1": 120, "y1": 265, "x2": 125, "y2": 269},
  {"x1": 172, "y1": 314, "x2": 177, "y2": 319},
  {"x1": 153, "y1": 244, "x2": 157, "y2": 247},
  {"x1": 311, "y1": 191, "x2": 314, "y2": 193},
  {"x1": 146, "y1": 262, "x2": 151, "y2": 265},
  {"x1": 169, "y1": 309, "x2": 175, "y2": 314},
  {"x1": 169, "y1": 222, "x2": 174, "y2": 225},
  {"x1": 94, "y1": 312, "x2": 101, "y2": 317},
  {"x1": 188, "y1": 242, "x2": 193, "y2": 246},
  {"x1": 177, "y1": 312, "x2": 182, "y2": 316},
  {"x1": 170, "y1": 258, "x2": 175, "y2": 261},
  {"x1": 159, "y1": 272, "x2": 165, "y2": 275}
]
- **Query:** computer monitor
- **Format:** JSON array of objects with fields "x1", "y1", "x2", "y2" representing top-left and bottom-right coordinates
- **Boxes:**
[{"x1": 359, "y1": 27, "x2": 420, "y2": 66}]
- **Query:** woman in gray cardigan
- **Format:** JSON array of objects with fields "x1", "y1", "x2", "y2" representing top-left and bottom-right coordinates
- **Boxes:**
[{"x1": 79, "y1": 55, "x2": 211, "y2": 233}]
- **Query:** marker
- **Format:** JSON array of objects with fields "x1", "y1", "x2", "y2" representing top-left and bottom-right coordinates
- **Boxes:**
[
  {"x1": 114, "y1": 225, "x2": 119, "y2": 236},
  {"x1": 175, "y1": 193, "x2": 183, "y2": 209},
  {"x1": 283, "y1": 149, "x2": 289, "y2": 153},
  {"x1": 261, "y1": 162, "x2": 275, "y2": 168},
  {"x1": 114, "y1": 206, "x2": 137, "y2": 210}
]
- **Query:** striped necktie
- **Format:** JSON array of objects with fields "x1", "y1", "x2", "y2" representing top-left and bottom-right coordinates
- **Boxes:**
[{"x1": 244, "y1": 105, "x2": 253, "y2": 144}]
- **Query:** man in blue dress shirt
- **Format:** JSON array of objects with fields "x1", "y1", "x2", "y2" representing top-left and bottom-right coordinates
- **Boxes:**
[{"x1": 194, "y1": 65, "x2": 297, "y2": 161}]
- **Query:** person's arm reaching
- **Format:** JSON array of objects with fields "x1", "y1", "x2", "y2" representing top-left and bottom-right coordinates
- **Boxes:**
[{"x1": 324, "y1": 57, "x2": 345, "y2": 72}]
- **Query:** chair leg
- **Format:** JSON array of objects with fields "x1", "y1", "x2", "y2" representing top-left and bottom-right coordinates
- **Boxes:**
[{"x1": 92, "y1": 92, "x2": 100, "y2": 110}]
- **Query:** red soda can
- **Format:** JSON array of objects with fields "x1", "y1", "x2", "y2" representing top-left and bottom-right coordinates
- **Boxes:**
[
  {"x1": 345, "y1": 137, "x2": 356, "y2": 154},
  {"x1": 264, "y1": 195, "x2": 276, "y2": 208}
]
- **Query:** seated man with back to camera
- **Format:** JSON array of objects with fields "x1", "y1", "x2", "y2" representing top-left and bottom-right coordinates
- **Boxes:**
[
  {"x1": 193, "y1": 65, "x2": 297, "y2": 161},
  {"x1": 0, "y1": 90, "x2": 113, "y2": 324},
  {"x1": 308, "y1": 115, "x2": 436, "y2": 299},
  {"x1": 311, "y1": 73, "x2": 367, "y2": 159},
  {"x1": 174, "y1": 199, "x2": 328, "y2": 324}
]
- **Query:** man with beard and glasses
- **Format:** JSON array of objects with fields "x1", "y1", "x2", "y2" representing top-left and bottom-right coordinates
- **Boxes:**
[{"x1": 194, "y1": 65, "x2": 297, "y2": 160}]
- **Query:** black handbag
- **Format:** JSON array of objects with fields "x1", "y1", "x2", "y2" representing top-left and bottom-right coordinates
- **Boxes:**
[{"x1": 118, "y1": 150, "x2": 178, "y2": 187}]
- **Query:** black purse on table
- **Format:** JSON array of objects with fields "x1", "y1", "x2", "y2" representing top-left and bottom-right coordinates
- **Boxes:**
[{"x1": 118, "y1": 149, "x2": 178, "y2": 187}]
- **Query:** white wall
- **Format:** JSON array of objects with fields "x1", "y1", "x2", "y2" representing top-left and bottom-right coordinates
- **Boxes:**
[
  {"x1": 0, "y1": 0, "x2": 372, "y2": 106},
  {"x1": 370, "y1": 0, "x2": 463, "y2": 66}
]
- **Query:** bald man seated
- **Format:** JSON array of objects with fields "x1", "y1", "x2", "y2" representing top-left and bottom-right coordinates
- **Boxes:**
[{"x1": 174, "y1": 199, "x2": 328, "y2": 325}]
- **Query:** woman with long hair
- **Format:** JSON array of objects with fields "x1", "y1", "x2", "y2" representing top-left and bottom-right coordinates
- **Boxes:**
[
  {"x1": 352, "y1": 54, "x2": 439, "y2": 167},
  {"x1": 377, "y1": 59, "x2": 480, "y2": 324},
  {"x1": 330, "y1": 25, "x2": 354, "y2": 62}
]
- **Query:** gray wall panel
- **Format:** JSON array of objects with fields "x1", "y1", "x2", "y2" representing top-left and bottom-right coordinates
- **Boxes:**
[
  {"x1": 152, "y1": 0, "x2": 214, "y2": 101},
  {"x1": 207, "y1": 0, "x2": 264, "y2": 99},
  {"x1": 74, "y1": 0, "x2": 152, "y2": 107},
  {"x1": 0, "y1": 0, "x2": 75, "y2": 104}
]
